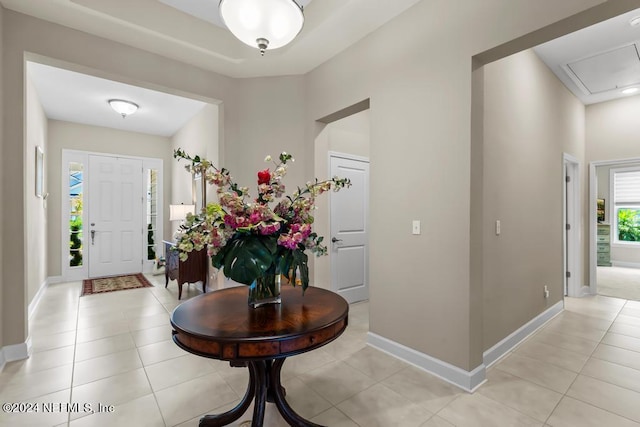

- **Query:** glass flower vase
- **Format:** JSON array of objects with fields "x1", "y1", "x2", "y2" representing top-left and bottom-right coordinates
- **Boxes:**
[{"x1": 248, "y1": 274, "x2": 281, "y2": 308}]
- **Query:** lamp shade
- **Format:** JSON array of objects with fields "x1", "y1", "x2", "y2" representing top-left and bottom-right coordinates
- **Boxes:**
[
  {"x1": 169, "y1": 204, "x2": 195, "y2": 221},
  {"x1": 108, "y1": 99, "x2": 139, "y2": 118},
  {"x1": 219, "y1": 0, "x2": 304, "y2": 54}
]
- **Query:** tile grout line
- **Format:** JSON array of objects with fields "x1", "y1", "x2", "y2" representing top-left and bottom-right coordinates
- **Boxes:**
[
  {"x1": 66, "y1": 282, "x2": 83, "y2": 427},
  {"x1": 542, "y1": 298, "x2": 636, "y2": 426},
  {"x1": 543, "y1": 298, "x2": 624, "y2": 425}
]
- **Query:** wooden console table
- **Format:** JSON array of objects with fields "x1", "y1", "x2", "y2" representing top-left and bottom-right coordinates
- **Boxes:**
[
  {"x1": 163, "y1": 240, "x2": 208, "y2": 300},
  {"x1": 171, "y1": 285, "x2": 349, "y2": 426}
]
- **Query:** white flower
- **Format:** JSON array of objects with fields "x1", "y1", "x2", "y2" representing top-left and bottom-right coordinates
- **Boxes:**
[{"x1": 264, "y1": 155, "x2": 272, "y2": 162}]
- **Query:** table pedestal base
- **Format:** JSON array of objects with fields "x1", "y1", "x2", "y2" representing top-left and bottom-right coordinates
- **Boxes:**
[{"x1": 199, "y1": 358, "x2": 325, "y2": 427}]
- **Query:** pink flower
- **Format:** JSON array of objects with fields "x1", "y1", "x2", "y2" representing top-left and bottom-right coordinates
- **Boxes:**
[
  {"x1": 224, "y1": 214, "x2": 238, "y2": 229},
  {"x1": 258, "y1": 222, "x2": 281, "y2": 235},
  {"x1": 249, "y1": 212, "x2": 262, "y2": 224},
  {"x1": 278, "y1": 234, "x2": 298, "y2": 250}
]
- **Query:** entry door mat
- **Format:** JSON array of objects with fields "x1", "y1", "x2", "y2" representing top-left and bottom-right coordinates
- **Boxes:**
[{"x1": 81, "y1": 273, "x2": 153, "y2": 296}]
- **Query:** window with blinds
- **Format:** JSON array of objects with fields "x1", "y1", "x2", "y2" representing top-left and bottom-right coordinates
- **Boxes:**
[{"x1": 613, "y1": 168, "x2": 640, "y2": 243}]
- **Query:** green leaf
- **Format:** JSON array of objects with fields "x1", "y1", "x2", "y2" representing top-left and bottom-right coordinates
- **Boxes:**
[
  {"x1": 221, "y1": 236, "x2": 276, "y2": 285},
  {"x1": 288, "y1": 249, "x2": 309, "y2": 293}
]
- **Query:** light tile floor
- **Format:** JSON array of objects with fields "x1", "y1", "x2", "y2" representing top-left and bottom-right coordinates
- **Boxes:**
[{"x1": 2, "y1": 276, "x2": 640, "y2": 426}]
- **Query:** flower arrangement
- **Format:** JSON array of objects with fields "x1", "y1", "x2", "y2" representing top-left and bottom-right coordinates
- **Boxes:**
[{"x1": 173, "y1": 149, "x2": 351, "y2": 294}]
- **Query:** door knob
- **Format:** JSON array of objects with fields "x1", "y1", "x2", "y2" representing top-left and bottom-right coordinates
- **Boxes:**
[
  {"x1": 90, "y1": 230, "x2": 96, "y2": 245},
  {"x1": 331, "y1": 237, "x2": 342, "y2": 243}
]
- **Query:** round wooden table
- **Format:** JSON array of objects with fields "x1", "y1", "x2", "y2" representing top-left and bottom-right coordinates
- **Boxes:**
[{"x1": 171, "y1": 285, "x2": 349, "y2": 427}]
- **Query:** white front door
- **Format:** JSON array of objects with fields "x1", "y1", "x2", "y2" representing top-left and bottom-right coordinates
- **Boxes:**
[
  {"x1": 88, "y1": 155, "x2": 143, "y2": 278},
  {"x1": 330, "y1": 154, "x2": 370, "y2": 303}
]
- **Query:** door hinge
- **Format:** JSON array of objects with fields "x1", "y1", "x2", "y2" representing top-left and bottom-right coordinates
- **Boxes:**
[
  {"x1": 566, "y1": 271, "x2": 571, "y2": 278},
  {"x1": 566, "y1": 224, "x2": 571, "y2": 231},
  {"x1": 565, "y1": 176, "x2": 571, "y2": 183}
]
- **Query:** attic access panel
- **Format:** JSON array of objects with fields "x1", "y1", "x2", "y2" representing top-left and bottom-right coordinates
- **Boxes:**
[{"x1": 567, "y1": 44, "x2": 640, "y2": 94}]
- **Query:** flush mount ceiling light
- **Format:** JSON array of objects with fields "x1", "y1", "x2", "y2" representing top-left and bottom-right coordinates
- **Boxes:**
[
  {"x1": 219, "y1": 0, "x2": 304, "y2": 56},
  {"x1": 630, "y1": 16, "x2": 640, "y2": 27},
  {"x1": 622, "y1": 87, "x2": 639, "y2": 95},
  {"x1": 108, "y1": 99, "x2": 139, "y2": 118}
]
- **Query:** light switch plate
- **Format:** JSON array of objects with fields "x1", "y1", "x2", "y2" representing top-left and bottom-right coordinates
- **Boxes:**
[
  {"x1": 496, "y1": 220, "x2": 501, "y2": 235},
  {"x1": 412, "y1": 220, "x2": 421, "y2": 235}
]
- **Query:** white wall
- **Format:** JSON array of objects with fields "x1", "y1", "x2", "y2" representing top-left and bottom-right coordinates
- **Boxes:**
[
  {"x1": 25, "y1": 75, "x2": 48, "y2": 305},
  {"x1": 314, "y1": 110, "x2": 370, "y2": 289},
  {"x1": 47, "y1": 120, "x2": 173, "y2": 277}
]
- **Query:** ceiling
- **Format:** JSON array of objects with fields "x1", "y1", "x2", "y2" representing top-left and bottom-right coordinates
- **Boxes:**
[
  {"x1": 15, "y1": 2, "x2": 640, "y2": 138},
  {"x1": 0, "y1": 0, "x2": 423, "y2": 78},
  {"x1": 27, "y1": 62, "x2": 207, "y2": 137},
  {"x1": 15, "y1": 0, "x2": 422, "y2": 136},
  {"x1": 534, "y1": 8, "x2": 640, "y2": 105},
  {"x1": 158, "y1": 0, "x2": 313, "y2": 30}
]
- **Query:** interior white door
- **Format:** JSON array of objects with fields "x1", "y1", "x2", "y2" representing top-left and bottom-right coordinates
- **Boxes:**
[
  {"x1": 330, "y1": 154, "x2": 369, "y2": 303},
  {"x1": 88, "y1": 155, "x2": 143, "y2": 278}
]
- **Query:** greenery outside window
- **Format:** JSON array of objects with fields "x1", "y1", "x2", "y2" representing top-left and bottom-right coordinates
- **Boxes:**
[
  {"x1": 69, "y1": 163, "x2": 83, "y2": 267},
  {"x1": 613, "y1": 168, "x2": 640, "y2": 244},
  {"x1": 146, "y1": 169, "x2": 158, "y2": 260}
]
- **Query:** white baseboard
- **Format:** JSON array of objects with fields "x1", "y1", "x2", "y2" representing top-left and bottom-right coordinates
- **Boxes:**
[
  {"x1": 0, "y1": 338, "x2": 31, "y2": 372},
  {"x1": 28, "y1": 276, "x2": 63, "y2": 319},
  {"x1": 483, "y1": 300, "x2": 564, "y2": 368},
  {"x1": 580, "y1": 285, "x2": 593, "y2": 297},
  {"x1": 611, "y1": 261, "x2": 640, "y2": 269},
  {"x1": 367, "y1": 333, "x2": 486, "y2": 392},
  {"x1": 29, "y1": 279, "x2": 48, "y2": 319}
]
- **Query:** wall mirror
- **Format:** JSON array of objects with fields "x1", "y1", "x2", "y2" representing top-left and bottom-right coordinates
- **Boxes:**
[
  {"x1": 192, "y1": 172, "x2": 206, "y2": 212},
  {"x1": 35, "y1": 146, "x2": 44, "y2": 198}
]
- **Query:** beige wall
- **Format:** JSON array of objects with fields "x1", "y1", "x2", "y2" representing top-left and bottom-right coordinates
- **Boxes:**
[
  {"x1": 314, "y1": 110, "x2": 370, "y2": 289},
  {"x1": 224, "y1": 76, "x2": 307, "y2": 193},
  {"x1": 587, "y1": 96, "x2": 640, "y2": 270},
  {"x1": 0, "y1": 3, "x2": 4, "y2": 348},
  {"x1": 586, "y1": 95, "x2": 640, "y2": 162},
  {"x1": 170, "y1": 103, "x2": 220, "y2": 238},
  {"x1": 46, "y1": 121, "x2": 173, "y2": 277},
  {"x1": 25, "y1": 75, "x2": 49, "y2": 304},
  {"x1": 304, "y1": 0, "x2": 610, "y2": 371},
  {"x1": 482, "y1": 49, "x2": 585, "y2": 349}
]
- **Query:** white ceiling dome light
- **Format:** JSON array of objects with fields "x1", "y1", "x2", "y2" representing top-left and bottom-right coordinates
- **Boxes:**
[
  {"x1": 219, "y1": 0, "x2": 304, "y2": 56},
  {"x1": 108, "y1": 99, "x2": 139, "y2": 118}
]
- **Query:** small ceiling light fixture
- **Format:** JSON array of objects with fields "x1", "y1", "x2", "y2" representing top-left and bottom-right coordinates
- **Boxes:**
[
  {"x1": 108, "y1": 99, "x2": 139, "y2": 118},
  {"x1": 219, "y1": 0, "x2": 304, "y2": 56},
  {"x1": 622, "y1": 87, "x2": 639, "y2": 95},
  {"x1": 630, "y1": 16, "x2": 640, "y2": 27}
]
